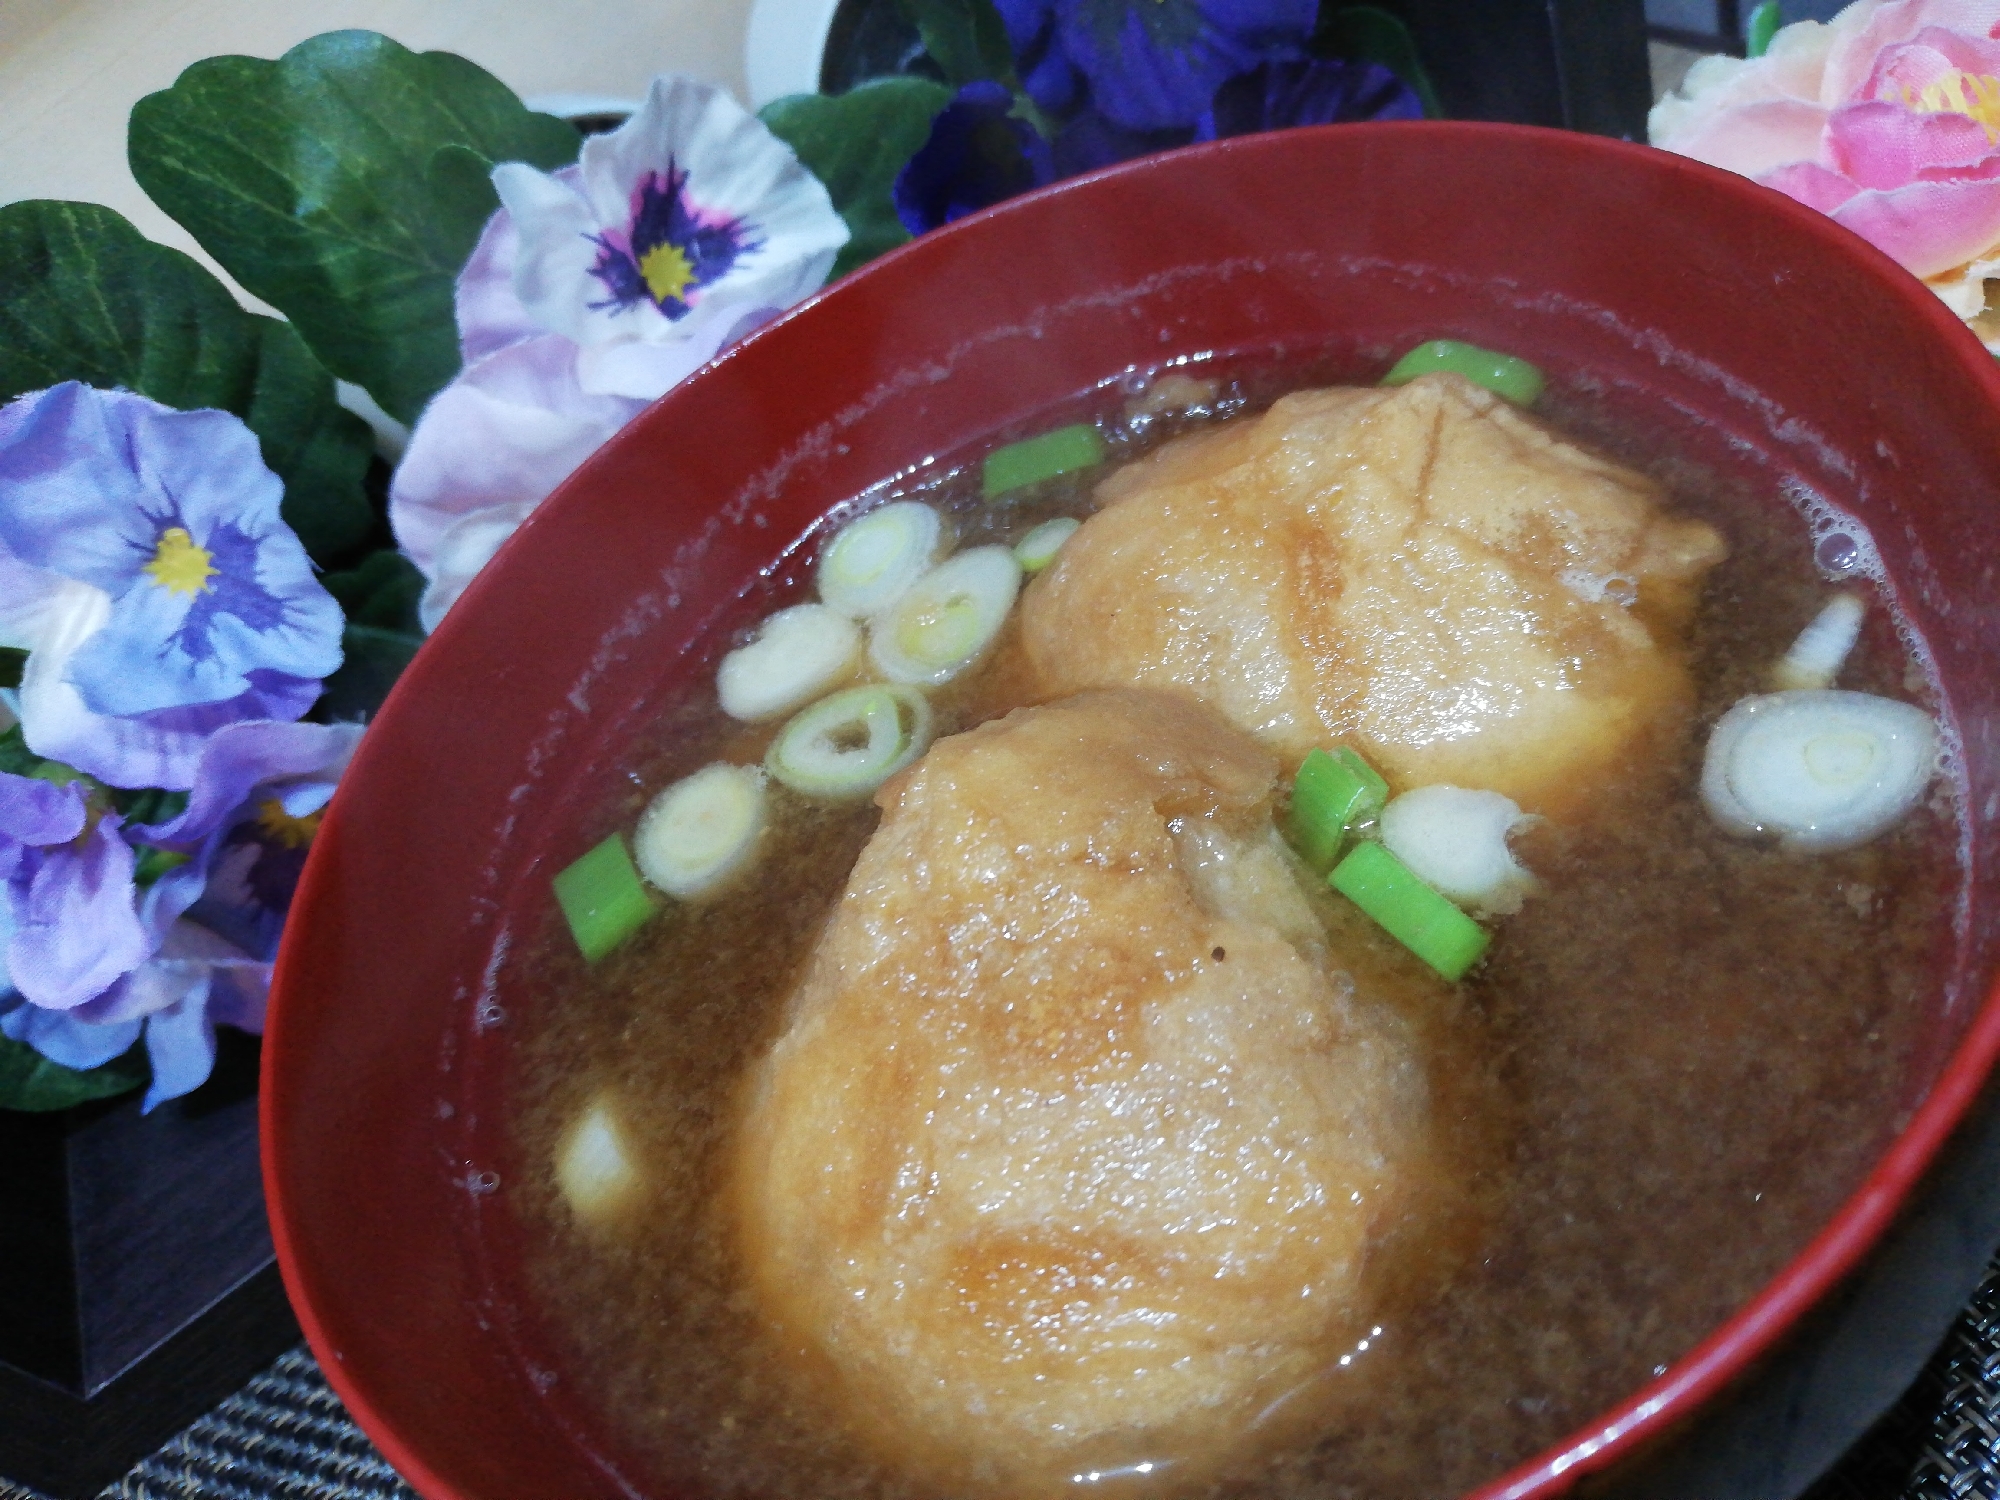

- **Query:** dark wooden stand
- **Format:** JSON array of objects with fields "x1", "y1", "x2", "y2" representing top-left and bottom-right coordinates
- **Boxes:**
[{"x1": 0, "y1": 1034, "x2": 300, "y2": 1497}]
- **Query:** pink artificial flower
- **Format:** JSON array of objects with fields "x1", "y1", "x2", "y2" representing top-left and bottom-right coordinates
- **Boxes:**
[{"x1": 1651, "y1": 0, "x2": 2000, "y2": 319}]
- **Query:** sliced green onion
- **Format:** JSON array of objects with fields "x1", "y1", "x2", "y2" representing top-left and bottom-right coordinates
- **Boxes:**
[
  {"x1": 1014, "y1": 517, "x2": 1081, "y2": 573},
  {"x1": 1330, "y1": 840, "x2": 1490, "y2": 981},
  {"x1": 1379, "y1": 785, "x2": 1537, "y2": 917},
  {"x1": 818, "y1": 501, "x2": 944, "y2": 618},
  {"x1": 868, "y1": 546, "x2": 1022, "y2": 686},
  {"x1": 1701, "y1": 689, "x2": 1939, "y2": 852},
  {"x1": 555, "y1": 1093, "x2": 641, "y2": 1224},
  {"x1": 1771, "y1": 593, "x2": 1865, "y2": 692},
  {"x1": 633, "y1": 763, "x2": 768, "y2": 900},
  {"x1": 767, "y1": 683, "x2": 934, "y2": 800},
  {"x1": 554, "y1": 833, "x2": 656, "y2": 963},
  {"x1": 1382, "y1": 340, "x2": 1545, "y2": 406},
  {"x1": 717, "y1": 603, "x2": 861, "y2": 721},
  {"x1": 982, "y1": 423, "x2": 1106, "y2": 497},
  {"x1": 1287, "y1": 746, "x2": 1390, "y2": 873}
]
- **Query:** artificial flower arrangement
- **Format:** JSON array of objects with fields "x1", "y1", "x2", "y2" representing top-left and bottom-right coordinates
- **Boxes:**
[
  {"x1": 0, "y1": 0, "x2": 1434, "y2": 1112},
  {"x1": 1652, "y1": 0, "x2": 2000, "y2": 346}
]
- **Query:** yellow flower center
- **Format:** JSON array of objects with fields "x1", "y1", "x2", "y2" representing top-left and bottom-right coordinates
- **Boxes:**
[
  {"x1": 144, "y1": 527, "x2": 217, "y2": 596},
  {"x1": 1902, "y1": 70, "x2": 2000, "y2": 143},
  {"x1": 637, "y1": 241, "x2": 698, "y2": 305},
  {"x1": 256, "y1": 798, "x2": 322, "y2": 849}
]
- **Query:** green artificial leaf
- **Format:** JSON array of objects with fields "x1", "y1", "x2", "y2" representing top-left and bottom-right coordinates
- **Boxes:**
[
  {"x1": 0, "y1": 200, "x2": 376, "y2": 568},
  {"x1": 314, "y1": 623, "x2": 423, "y2": 724},
  {"x1": 1313, "y1": 6, "x2": 1444, "y2": 119},
  {"x1": 322, "y1": 547, "x2": 427, "y2": 633},
  {"x1": 128, "y1": 31, "x2": 580, "y2": 426},
  {"x1": 0, "y1": 724, "x2": 34, "y2": 777},
  {"x1": 762, "y1": 78, "x2": 956, "y2": 276},
  {"x1": 313, "y1": 549, "x2": 428, "y2": 720},
  {"x1": 896, "y1": 0, "x2": 1019, "y2": 89},
  {"x1": 0, "y1": 1033, "x2": 147, "y2": 1113}
]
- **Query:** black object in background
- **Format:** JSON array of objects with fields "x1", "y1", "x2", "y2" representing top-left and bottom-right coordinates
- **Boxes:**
[
  {"x1": 0, "y1": 1034, "x2": 300, "y2": 1497},
  {"x1": 821, "y1": 0, "x2": 1656, "y2": 141}
]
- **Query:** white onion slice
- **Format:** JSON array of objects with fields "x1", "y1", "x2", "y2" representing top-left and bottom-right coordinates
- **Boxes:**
[
  {"x1": 868, "y1": 546, "x2": 1022, "y2": 686},
  {"x1": 1379, "y1": 785, "x2": 1539, "y2": 916},
  {"x1": 767, "y1": 683, "x2": 934, "y2": 800},
  {"x1": 1702, "y1": 689, "x2": 1939, "y2": 852},
  {"x1": 817, "y1": 501, "x2": 945, "y2": 618},
  {"x1": 716, "y1": 603, "x2": 861, "y2": 721},
  {"x1": 555, "y1": 1093, "x2": 641, "y2": 1224},
  {"x1": 1771, "y1": 593, "x2": 1865, "y2": 692},
  {"x1": 633, "y1": 763, "x2": 768, "y2": 899}
]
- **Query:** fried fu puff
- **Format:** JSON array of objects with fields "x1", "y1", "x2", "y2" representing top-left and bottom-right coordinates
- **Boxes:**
[
  {"x1": 728, "y1": 689, "x2": 1491, "y2": 1497},
  {"x1": 1021, "y1": 374, "x2": 1728, "y2": 820}
]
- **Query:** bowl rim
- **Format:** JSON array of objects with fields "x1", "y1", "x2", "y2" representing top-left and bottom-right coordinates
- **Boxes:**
[{"x1": 263, "y1": 115, "x2": 2000, "y2": 1500}]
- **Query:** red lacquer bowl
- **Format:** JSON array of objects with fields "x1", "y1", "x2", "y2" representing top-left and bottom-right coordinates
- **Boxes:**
[{"x1": 264, "y1": 121, "x2": 2000, "y2": 1500}]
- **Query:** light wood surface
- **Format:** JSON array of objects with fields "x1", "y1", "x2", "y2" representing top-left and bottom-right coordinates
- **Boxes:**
[{"x1": 0, "y1": 0, "x2": 755, "y2": 289}]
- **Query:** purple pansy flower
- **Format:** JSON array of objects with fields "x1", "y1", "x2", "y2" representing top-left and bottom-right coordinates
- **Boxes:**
[
  {"x1": 893, "y1": 81, "x2": 1058, "y2": 235},
  {"x1": 1195, "y1": 56, "x2": 1424, "y2": 139},
  {"x1": 586, "y1": 160, "x2": 764, "y2": 320},
  {"x1": 994, "y1": 0, "x2": 1318, "y2": 130},
  {"x1": 0, "y1": 719, "x2": 358, "y2": 1109},
  {"x1": 0, "y1": 385, "x2": 342, "y2": 790}
]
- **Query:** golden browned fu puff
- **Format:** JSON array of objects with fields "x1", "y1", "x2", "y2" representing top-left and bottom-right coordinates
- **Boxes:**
[
  {"x1": 728, "y1": 689, "x2": 1490, "y2": 1496},
  {"x1": 1021, "y1": 373, "x2": 1728, "y2": 818}
]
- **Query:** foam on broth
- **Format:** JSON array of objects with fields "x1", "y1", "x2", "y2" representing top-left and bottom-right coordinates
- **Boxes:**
[{"x1": 495, "y1": 358, "x2": 1958, "y2": 1499}]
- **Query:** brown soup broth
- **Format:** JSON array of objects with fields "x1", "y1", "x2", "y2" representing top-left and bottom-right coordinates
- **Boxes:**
[{"x1": 496, "y1": 362, "x2": 1959, "y2": 1500}]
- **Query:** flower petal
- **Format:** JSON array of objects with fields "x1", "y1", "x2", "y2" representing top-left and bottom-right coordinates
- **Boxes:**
[
  {"x1": 1825, "y1": 0, "x2": 2000, "y2": 103},
  {"x1": 0, "y1": 771, "x2": 87, "y2": 848},
  {"x1": 139, "y1": 987, "x2": 218, "y2": 1111},
  {"x1": 1195, "y1": 57, "x2": 1423, "y2": 140},
  {"x1": 418, "y1": 501, "x2": 536, "y2": 633},
  {"x1": 503, "y1": 77, "x2": 846, "y2": 363},
  {"x1": 0, "y1": 384, "x2": 157, "y2": 592},
  {"x1": 1058, "y1": 0, "x2": 1317, "y2": 129},
  {"x1": 455, "y1": 176, "x2": 584, "y2": 366},
  {"x1": 1651, "y1": 95, "x2": 1832, "y2": 178},
  {"x1": 1830, "y1": 162, "x2": 2000, "y2": 274},
  {"x1": 132, "y1": 718, "x2": 362, "y2": 849},
  {"x1": 893, "y1": 82, "x2": 1059, "y2": 236},
  {"x1": 390, "y1": 334, "x2": 645, "y2": 580},
  {"x1": 1761, "y1": 158, "x2": 1866, "y2": 213},
  {"x1": 6, "y1": 813, "x2": 148, "y2": 1011},
  {"x1": 1828, "y1": 96, "x2": 1999, "y2": 187},
  {"x1": 0, "y1": 996, "x2": 141, "y2": 1071}
]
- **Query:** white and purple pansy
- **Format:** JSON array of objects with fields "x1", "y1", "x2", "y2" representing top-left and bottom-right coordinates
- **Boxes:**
[
  {"x1": 0, "y1": 384, "x2": 343, "y2": 790},
  {"x1": 488, "y1": 75, "x2": 849, "y2": 400}
]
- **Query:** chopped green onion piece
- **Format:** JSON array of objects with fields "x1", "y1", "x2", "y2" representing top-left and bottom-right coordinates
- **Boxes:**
[
  {"x1": 554, "y1": 834, "x2": 656, "y2": 963},
  {"x1": 819, "y1": 502, "x2": 944, "y2": 618},
  {"x1": 1382, "y1": 340, "x2": 1545, "y2": 407},
  {"x1": 869, "y1": 546, "x2": 1022, "y2": 686},
  {"x1": 982, "y1": 424, "x2": 1106, "y2": 497},
  {"x1": 767, "y1": 683, "x2": 934, "y2": 800},
  {"x1": 1329, "y1": 840, "x2": 1490, "y2": 981},
  {"x1": 634, "y1": 763, "x2": 768, "y2": 900},
  {"x1": 1014, "y1": 517, "x2": 1081, "y2": 573},
  {"x1": 1287, "y1": 746, "x2": 1390, "y2": 873},
  {"x1": 1745, "y1": 0, "x2": 1780, "y2": 58}
]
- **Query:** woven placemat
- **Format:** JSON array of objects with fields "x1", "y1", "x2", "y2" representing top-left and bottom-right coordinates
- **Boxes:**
[{"x1": 5, "y1": 1248, "x2": 2000, "y2": 1500}]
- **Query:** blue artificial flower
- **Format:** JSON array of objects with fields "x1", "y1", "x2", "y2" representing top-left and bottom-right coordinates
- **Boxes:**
[
  {"x1": 0, "y1": 384, "x2": 342, "y2": 787},
  {"x1": 994, "y1": 0, "x2": 1317, "y2": 130},
  {"x1": 1195, "y1": 57, "x2": 1424, "y2": 140},
  {"x1": 587, "y1": 160, "x2": 763, "y2": 321},
  {"x1": 893, "y1": 82, "x2": 1058, "y2": 235},
  {"x1": 1053, "y1": 110, "x2": 1194, "y2": 177}
]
